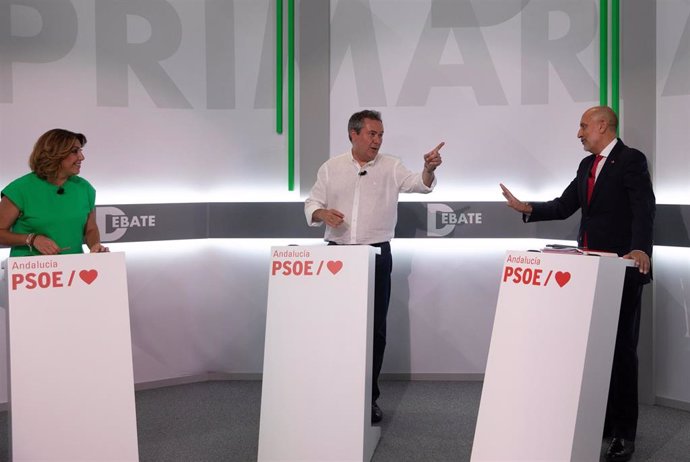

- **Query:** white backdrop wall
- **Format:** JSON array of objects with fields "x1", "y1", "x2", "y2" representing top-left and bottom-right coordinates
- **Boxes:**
[
  {"x1": 329, "y1": 0, "x2": 600, "y2": 201},
  {"x1": 0, "y1": 0, "x2": 291, "y2": 204},
  {"x1": 0, "y1": 0, "x2": 689, "y2": 410}
]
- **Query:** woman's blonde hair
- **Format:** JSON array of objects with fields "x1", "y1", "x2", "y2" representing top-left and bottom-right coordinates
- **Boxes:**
[{"x1": 29, "y1": 129, "x2": 87, "y2": 180}]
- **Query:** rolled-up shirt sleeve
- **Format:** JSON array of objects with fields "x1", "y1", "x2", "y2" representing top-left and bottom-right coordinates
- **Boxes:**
[
  {"x1": 304, "y1": 163, "x2": 328, "y2": 227},
  {"x1": 395, "y1": 159, "x2": 435, "y2": 193}
]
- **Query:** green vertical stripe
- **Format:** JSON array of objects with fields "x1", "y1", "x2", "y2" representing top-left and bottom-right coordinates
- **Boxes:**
[
  {"x1": 276, "y1": 0, "x2": 283, "y2": 134},
  {"x1": 600, "y1": 0, "x2": 608, "y2": 106},
  {"x1": 611, "y1": 0, "x2": 620, "y2": 129},
  {"x1": 287, "y1": 0, "x2": 295, "y2": 191}
]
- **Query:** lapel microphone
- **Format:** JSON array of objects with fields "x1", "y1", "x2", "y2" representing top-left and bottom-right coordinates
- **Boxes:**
[
  {"x1": 57, "y1": 187, "x2": 65, "y2": 195},
  {"x1": 358, "y1": 170, "x2": 367, "y2": 176}
]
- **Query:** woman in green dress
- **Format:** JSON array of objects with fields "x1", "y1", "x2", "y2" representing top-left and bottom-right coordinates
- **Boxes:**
[{"x1": 0, "y1": 128, "x2": 109, "y2": 256}]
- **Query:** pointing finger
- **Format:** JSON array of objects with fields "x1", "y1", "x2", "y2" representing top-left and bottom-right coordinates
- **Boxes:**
[{"x1": 432, "y1": 141, "x2": 445, "y2": 153}]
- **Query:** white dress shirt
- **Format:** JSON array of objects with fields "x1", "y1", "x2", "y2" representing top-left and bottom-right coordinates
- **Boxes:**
[
  {"x1": 305, "y1": 151, "x2": 435, "y2": 244},
  {"x1": 595, "y1": 138, "x2": 618, "y2": 180}
]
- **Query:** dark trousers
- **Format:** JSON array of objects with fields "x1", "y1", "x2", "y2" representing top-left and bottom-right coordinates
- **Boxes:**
[
  {"x1": 604, "y1": 270, "x2": 644, "y2": 441},
  {"x1": 329, "y1": 241, "x2": 392, "y2": 402},
  {"x1": 371, "y1": 242, "x2": 392, "y2": 402}
]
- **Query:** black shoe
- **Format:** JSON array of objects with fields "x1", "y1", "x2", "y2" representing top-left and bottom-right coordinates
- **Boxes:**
[
  {"x1": 371, "y1": 402, "x2": 383, "y2": 423},
  {"x1": 605, "y1": 437, "x2": 635, "y2": 462}
]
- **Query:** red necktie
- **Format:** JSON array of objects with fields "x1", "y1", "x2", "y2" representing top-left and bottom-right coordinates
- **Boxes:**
[
  {"x1": 586, "y1": 155, "x2": 604, "y2": 204},
  {"x1": 583, "y1": 155, "x2": 603, "y2": 249}
]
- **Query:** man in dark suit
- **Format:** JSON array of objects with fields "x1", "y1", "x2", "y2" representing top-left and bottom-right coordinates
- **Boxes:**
[{"x1": 500, "y1": 106, "x2": 655, "y2": 462}]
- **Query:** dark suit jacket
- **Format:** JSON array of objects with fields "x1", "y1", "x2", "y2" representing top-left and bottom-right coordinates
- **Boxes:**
[{"x1": 527, "y1": 139, "x2": 656, "y2": 283}]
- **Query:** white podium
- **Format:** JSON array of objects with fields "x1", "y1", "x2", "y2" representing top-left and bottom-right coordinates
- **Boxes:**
[
  {"x1": 258, "y1": 245, "x2": 381, "y2": 462},
  {"x1": 4, "y1": 252, "x2": 139, "y2": 461},
  {"x1": 471, "y1": 250, "x2": 633, "y2": 462}
]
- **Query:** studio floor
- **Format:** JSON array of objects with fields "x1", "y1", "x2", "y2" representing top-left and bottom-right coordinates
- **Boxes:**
[{"x1": 2, "y1": 380, "x2": 690, "y2": 461}]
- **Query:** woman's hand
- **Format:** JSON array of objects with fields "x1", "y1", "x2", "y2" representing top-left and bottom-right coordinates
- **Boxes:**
[
  {"x1": 89, "y1": 243, "x2": 110, "y2": 253},
  {"x1": 32, "y1": 235, "x2": 62, "y2": 255}
]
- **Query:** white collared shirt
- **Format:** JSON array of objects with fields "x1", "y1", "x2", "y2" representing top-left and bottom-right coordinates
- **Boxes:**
[
  {"x1": 594, "y1": 138, "x2": 618, "y2": 180},
  {"x1": 305, "y1": 151, "x2": 435, "y2": 244}
]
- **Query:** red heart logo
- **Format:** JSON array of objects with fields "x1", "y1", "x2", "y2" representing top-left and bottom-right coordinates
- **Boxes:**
[
  {"x1": 79, "y1": 269, "x2": 98, "y2": 285},
  {"x1": 327, "y1": 260, "x2": 343, "y2": 275},
  {"x1": 555, "y1": 271, "x2": 571, "y2": 287}
]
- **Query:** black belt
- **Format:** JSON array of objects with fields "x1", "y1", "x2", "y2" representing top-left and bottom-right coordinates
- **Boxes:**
[{"x1": 327, "y1": 241, "x2": 391, "y2": 254}]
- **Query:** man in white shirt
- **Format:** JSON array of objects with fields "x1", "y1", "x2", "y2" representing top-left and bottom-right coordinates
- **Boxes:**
[{"x1": 305, "y1": 109, "x2": 443, "y2": 423}]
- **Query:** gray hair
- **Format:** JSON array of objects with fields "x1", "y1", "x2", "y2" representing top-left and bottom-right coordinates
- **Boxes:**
[{"x1": 348, "y1": 110, "x2": 382, "y2": 141}]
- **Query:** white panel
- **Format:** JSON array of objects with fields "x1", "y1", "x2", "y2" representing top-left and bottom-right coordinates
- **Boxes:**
[
  {"x1": 114, "y1": 239, "x2": 322, "y2": 383},
  {"x1": 656, "y1": 1, "x2": 690, "y2": 204},
  {"x1": 472, "y1": 251, "x2": 630, "y2": 461},
  {"x1": 259, "y1": 245, "x2": 380, "y2": 461},
  {"x1": 385, "y1": 239, "x2": 576, "y2": 374},
  {"x1": 6, "y1": 253, "x2": 138, "y2": 461},
  {"x1": 653, "y1": 247, "x2": 690, "y2": 403}
]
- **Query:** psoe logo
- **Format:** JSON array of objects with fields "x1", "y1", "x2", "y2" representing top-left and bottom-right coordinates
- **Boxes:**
[
  {"x1": 96, "y1": 207, "x2": 157, "y2": 242},
  {"x1": 427, "y1": 203, "x2": 483, "y2": 237}
]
